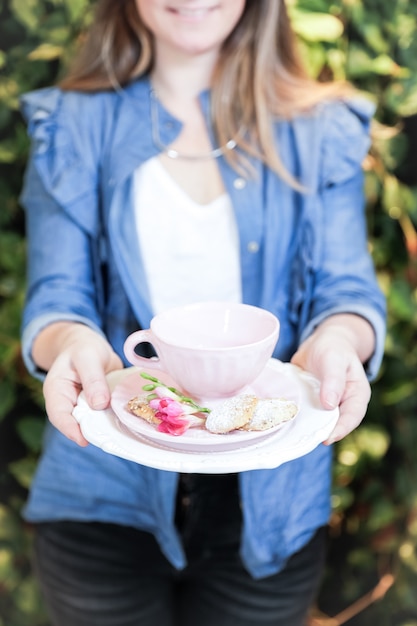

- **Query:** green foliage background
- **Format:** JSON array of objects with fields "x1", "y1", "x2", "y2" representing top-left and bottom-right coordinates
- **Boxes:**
[{"x1": 1, "y1": 0, "x2": 417, "y2": 624}]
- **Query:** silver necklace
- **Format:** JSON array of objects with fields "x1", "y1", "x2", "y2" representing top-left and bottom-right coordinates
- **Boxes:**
[{"x1": 150, "y1": 89, "x2": 237, "y2": 161}]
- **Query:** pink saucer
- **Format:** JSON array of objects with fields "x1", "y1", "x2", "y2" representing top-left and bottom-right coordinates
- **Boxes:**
[{"x1": 110, "y1": 361, "x2": 301, "y2": 452}]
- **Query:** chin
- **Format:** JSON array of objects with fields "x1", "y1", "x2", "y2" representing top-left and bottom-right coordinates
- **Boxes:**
[{"x1": 172, "y1": 39, "x2": 221, "y2": 56}]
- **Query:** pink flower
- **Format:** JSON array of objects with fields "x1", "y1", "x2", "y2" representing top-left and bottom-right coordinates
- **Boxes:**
[
  {"x1": 149, "y1": 397, "x2": 184, "y2": 417},
  {"x1": 149, "y1": 396, "x2": 191, "y2": 436},
  {"x1": 157, "y1": 419, "x2": 190, "y2": 436}
]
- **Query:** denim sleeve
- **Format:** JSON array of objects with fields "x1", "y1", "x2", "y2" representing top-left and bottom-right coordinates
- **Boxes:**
[
  {"x1": 297, "y1": 99, "x2": 386, "y2": 380},
  {"x1": 300, "y1": 170, "x2": 386, "y2": 380},
  {"x1": 19, "y1": 89, "x2": 104, "y2": 379}
]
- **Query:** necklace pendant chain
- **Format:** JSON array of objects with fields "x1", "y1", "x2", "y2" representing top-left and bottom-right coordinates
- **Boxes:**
[{"x1": 150, "y1": 88, "x2": 237, "y2": 161}]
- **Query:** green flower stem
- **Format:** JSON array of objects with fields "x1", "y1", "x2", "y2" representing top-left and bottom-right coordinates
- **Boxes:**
[{"x1": 140, "y1": 372, "x2": 211, "y2": 413}]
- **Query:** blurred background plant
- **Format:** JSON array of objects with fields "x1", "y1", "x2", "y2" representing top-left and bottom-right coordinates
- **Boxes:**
[{"x1": 1, "y1": 0, "x2": 417, "y2": 624}]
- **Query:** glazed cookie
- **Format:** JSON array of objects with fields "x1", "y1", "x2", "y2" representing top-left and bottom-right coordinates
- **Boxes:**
[
  {"x1": 240, "y1": 398, "x2": 298, "y2": 431},
  {"x1": 205, "y1": 395, "x2": 258, "y2": 434}
]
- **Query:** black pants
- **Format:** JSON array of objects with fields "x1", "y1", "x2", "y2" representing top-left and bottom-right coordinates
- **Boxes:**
[{"x1": 32, "y1": 474, "x2": 326, "y2": 626}]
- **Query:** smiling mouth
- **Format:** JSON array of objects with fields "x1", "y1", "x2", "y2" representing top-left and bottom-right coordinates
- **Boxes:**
[{"x1": 170, "y1": 6, "x2": 216, "y2": 18}]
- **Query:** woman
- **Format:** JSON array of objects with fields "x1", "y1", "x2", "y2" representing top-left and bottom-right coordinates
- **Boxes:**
[{"x1": 20, "y1": 1, "x2": 386, "y2": 625}]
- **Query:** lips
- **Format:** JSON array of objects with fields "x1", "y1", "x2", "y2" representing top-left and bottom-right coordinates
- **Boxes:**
[
  {"x1": 169, "y1": 5, "x2": 217, "y2": 18},
  {"x1": 177, "y1": 8, "x2": 209, "y2": 15}
]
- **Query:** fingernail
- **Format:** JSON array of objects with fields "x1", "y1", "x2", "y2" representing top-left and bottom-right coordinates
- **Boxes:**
[
  {"x1": 325, "y1": 392, "x2": 338, "y2": 409},
  {"x1": 92, "y1": 393, "x2": 108, "y2": 409}
]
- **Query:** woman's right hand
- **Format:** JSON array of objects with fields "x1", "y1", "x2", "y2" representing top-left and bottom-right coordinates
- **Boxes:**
[{"x1": 34, "y1": 323, "x2": 123, "y2": 446}]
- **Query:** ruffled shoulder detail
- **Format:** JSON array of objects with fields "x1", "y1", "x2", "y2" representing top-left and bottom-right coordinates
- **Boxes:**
[
  {"x1": 320, "y1": 97, "x2": 375, "y2": 188},
  {"x1": 20, "y1": 87, "x2": 99, "y2": 236},
  {"x1": 20, "y1": 86, "x2": 61, "y2": 129}
]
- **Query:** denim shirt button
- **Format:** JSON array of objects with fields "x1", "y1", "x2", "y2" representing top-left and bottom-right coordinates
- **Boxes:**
[
  {"x1": 247, "y1": 241, "x2": 259, "y2": 253},
  {"x1": 233, "y1": 177, "x2": 246, "y2": 190}
]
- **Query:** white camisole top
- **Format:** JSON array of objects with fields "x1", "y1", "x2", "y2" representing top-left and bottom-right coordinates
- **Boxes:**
[{"x1": 133, "y1": 157, "x2": 242, "y2": 314}]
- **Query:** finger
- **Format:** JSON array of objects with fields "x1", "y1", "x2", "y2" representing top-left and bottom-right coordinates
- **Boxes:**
[
  {"x1": 316, "y1": 351, "x2": 349, "y2": 410},
  {"x1": 72, "y1": 351, "x2": 113, "y2": 410},
  {"x1": 44, "y1": 378, "x2": 89, "y2": 447},
  {"x1": 323, "y1": 377, "x2": 371, "y2": 445}
]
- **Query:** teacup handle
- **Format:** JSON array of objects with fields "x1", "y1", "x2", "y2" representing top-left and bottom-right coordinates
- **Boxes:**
[{"x1": 123, "y1": 329, "x2": 164, "y2": 372}]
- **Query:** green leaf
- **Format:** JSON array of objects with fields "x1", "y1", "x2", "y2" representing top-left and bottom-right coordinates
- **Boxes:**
[
  {"x1": 347, "y1": 47, "x2": 409, "y2": 78},
  {"x1": 63, "y1": 0, "x2": 90, "y2": 23},
  {"x1": 297, "y1": 40, "x2": 328, "y2": 79},
  {"x1": 382, "y1": 380, "x2": 417, "y2": 405},
  {"x1": 10, "y1": 0, "x2": 39, "y2": 32},
  {"x1": 0, "y1": 505, "x2": 19, "y2": 540},
  {"x1": 372, "y1": 54, "x2": 409, "y2": 77},
  {"x1": 28, "y1": 43, "x2": 64, "y2": 61},
  {"x1": 362, "y1": 22, "x2": 390, "y2": 54},
  {"x1": 8, "y1": 457, "x2": 38, "y2": 489},
  {"x1": 387, "y1": 280, "x2": 417, "y2": 322},
  {"x1": 16, "y1": 417, "x2": 45, "y2": 453},
  {"x1": 0, "y1": 139, "x2": 18, "y2": 163},
  {"x1": 0, "y1": 77, "x2": 19, "y2": 109},
  {"x1": 289, "y1": 8, "x2": 344, "y2": 42},
  {"x1": 385, "y1": 80, "x2": 417, "y2": 117},
  {"x1": 13, "y1": 577, "x2": 47, "y2": 616},
  {"x1": 142, "y1": 383, "x2": 157, "y2": 391}
]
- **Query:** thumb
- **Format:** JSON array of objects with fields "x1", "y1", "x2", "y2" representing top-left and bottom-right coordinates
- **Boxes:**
[{"x1": 315, "y1": 351, "x2": 347, "y2": 410}]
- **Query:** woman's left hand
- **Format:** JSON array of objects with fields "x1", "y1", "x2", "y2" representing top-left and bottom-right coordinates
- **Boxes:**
[{"x1": 290, "y1": 314, "x2": 374, "y2": 445}]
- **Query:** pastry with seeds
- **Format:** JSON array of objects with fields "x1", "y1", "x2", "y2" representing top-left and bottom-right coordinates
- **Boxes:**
[{"x1": 127, "y1": 397, "x2": 160, "y2": 425}]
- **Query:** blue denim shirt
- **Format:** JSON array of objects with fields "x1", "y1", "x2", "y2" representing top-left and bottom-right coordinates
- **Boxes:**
[{"x1": 19, "y1": 77, "x2": 386, "y2": 579}]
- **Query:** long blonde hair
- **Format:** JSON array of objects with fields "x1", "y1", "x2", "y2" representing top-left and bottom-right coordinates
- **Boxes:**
[{"x1": 60, "y1": 0, "x2": 352, "y2": 180}]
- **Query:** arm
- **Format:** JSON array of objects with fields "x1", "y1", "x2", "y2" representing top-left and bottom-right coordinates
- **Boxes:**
[
  {"x1": 20, "y1": 90, "x2": 123, "y2": 446},
  {"x1": 291, "y1": 102, "x2": 386, "y2": 443},
  {"x1": 21, "y1": 168, "x2": 123, "y2": 445},
  {"x1": 293, "y1": 103, "x2": 385, "y2": 443}
]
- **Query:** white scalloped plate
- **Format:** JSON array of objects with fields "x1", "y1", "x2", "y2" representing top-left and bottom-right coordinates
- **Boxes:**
[{"x1": 73, "y1": 359, "x2": 339, "y2": 473}]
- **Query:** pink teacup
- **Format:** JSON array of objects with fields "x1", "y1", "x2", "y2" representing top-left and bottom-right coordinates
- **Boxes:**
[{"x1": 123, "y1": 301, "x2": 279, "y2": 399}]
